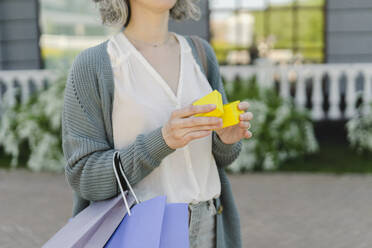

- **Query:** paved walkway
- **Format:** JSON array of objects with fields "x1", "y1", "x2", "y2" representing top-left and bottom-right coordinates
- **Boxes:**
[{"x1": 1, "y1": 170, "x2": 372, "y2": 248}]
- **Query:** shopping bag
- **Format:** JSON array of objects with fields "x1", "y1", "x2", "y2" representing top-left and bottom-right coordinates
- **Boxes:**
[
  {"x1": 42, "y1": 190, "x2": 135, "y2": 248},
  {"x1": 42, "y1": 152, "x2": 136, "y2": 248},
  {"x1": 104, "y1": 151, "x2": 190, "y2": 248}
]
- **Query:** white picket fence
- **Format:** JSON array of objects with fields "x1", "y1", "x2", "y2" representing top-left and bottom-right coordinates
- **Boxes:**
[
  {"x1": 220, "y1": 63, "x2": 372, "y2": 121},
  {"x1": 0, "y1": 70, "x2": 58, "y2": 114},
  {"x1": 1, "y1": 64, "x2": 372, "y2": 121}
]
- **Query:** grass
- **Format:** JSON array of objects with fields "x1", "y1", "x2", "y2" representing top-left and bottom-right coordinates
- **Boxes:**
[
  {"x1": 279, "y1": 121, "x2": 372, "y2": 174},
  {"x1": 280, "y1": 141, "x2": 372, "y2": 174}
]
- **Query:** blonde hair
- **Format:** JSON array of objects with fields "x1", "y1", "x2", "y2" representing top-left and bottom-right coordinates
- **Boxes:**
[{"x1": 92, "y1": 0, "x2": 202, "y2": 27}]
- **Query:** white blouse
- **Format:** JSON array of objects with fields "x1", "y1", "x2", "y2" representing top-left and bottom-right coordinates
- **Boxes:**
[{"x1": 107, "y1": 31, "x2": 221, "y2": 204}]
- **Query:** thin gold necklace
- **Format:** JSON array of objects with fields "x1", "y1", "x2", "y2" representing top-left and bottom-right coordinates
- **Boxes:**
[{"x1": 124, "y1": 31, "x2": 172, "y2": 47}]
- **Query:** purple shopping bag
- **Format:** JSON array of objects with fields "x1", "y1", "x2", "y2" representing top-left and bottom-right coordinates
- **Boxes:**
[
  {"x1": 42, "y1": 150, "x2": 137, "y2": 248},
  {"x1": 104, "y1": 196, "x2": 189, "y2": 248},
  {"x1": 42, "y1": 191, "x2": 135, "y2": 248},
  {"x1": 104, "y1": 151, "x2": 190, "y2": 248}
]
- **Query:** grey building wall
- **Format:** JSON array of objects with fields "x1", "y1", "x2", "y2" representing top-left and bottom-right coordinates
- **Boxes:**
[
  {"x1": 169, "y1": 0, "x2": 210, "y2": 42},
  {"x1": 0, "y1": 0, "x2": 42, "y2": 70},
  {"x1": 326, "y1": 0, "x2": 372, "y2": 63}
]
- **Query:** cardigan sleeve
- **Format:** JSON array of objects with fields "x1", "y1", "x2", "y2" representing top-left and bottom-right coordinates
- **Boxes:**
[
  {"x1": 199, "y1": 38, "x2": 243, "y2": 168},
  {"x1": 62, "y1": 50, "x2": 176, "y2": 202}
]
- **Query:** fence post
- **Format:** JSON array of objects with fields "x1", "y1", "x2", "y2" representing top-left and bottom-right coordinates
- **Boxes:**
[
  {"x1": 279, "y1": 66, "x2": 290, "y2": 98},
  {"x1": 256, "y1": 58, "x2": 273, "y2": 88},
  {"x1": 345, "y1": 68, "x2": 358, "y2": 119},
  {"x1": 311, "y1": 70, "x2": 324, "y2": 120},
  {"x1": 362, "y1": 70, "x2": 372, "y2": 116},
  {"x1": 294, "y1": 67, "x2": 307, "y2": 110},
  {"x1": 328, "y1": 69, "x2": 341, "y2": 120}
]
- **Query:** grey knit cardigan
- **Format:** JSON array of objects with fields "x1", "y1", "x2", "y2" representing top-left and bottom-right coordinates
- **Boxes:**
[{"x1": 61, "y1": 34, "x2": 242, "y2": 248}]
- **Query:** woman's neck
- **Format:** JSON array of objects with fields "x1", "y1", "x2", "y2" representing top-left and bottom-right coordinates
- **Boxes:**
[{"x1": 124, "y1": 1, "x2": 171, "y2": 45}]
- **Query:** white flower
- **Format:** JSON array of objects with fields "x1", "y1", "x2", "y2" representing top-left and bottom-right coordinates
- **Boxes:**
[
  {"x1": 263, "y1": 153, "x2": 276, "y2": 170},
  {"x1": 0, "y1": 73, "x2": 66, "y2": 171},
  {"x1": 346, "y1": 102, "x2": 372, "y2": 153}
]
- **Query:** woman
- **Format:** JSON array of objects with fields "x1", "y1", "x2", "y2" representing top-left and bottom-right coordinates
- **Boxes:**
[{"x1": 61, "y1": 0, "x2": 253, "y2": 247}]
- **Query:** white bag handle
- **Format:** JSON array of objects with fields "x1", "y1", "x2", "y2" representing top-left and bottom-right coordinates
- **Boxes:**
[{"x1": 112, "y1": 151, "x2": 140, "y2": 216}]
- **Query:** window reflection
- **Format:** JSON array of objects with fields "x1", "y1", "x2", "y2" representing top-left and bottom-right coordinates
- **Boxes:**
[{"x1": 209, "y1": 0, "x2": 325, "y2": 64}]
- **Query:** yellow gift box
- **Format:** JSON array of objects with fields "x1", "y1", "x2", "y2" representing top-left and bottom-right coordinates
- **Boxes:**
[
  {"x1": 192, "y1": 90, "x2": 244, "y2": 129},
  {"x1": 221, "y1": 100, "x2": 244, "y2": 128},
  {"x1": 192, "y1": 90, "x2": 224, "y2": 117}
]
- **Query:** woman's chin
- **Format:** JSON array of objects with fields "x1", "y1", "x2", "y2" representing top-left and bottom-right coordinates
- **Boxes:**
[{"x1": 143, "y1": 0, "x2": 177, "y2": 12}]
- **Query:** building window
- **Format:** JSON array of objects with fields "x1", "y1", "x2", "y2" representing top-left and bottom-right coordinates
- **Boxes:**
[{"x1": 209, "y1": 0, "x2": 325, "y2": 65}]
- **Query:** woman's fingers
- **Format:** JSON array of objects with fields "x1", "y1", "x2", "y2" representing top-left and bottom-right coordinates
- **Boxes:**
[
  {"x1": 239, "y1": 111, "x2": 253, "y2": 121},
  {"x1": 167, "y1": 123, "x2": 219, "y2": 140},
  {"x1": 239, "y1": 121, "x2": 251, "y2": 129},
  {"x1": 175, "y1": 116, "x2": 222, "y2": 129},
  {"x1": 238, "y1": 101, "x2": 250, "y2": 111},
  {"x1": 184, "y1": 122, "x2": 222, "y2": 134},
  {"x1": 237, "y1": 104, "x2": 253, "y2": 139},
  {"x1": 172, "y1": 104, "x2": 217, "y2": 119},
  {"x1": 173, "y1": 118, "x2": 222, "y2": 137},
  {"x1": 184, "y1": 130, "x2": 212, "y2": 143},
  {"x1": 244, "y1": 130, "x2": 252, "y2": 139}
]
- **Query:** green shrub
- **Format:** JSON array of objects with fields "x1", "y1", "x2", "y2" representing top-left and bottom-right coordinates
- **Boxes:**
[
  {"x1": 224, "y1": 76, "x2": 319, "y2": 172},
  {"x1": 0, "y1": 73, "x2": 66, "y2": 172},
  {"x1": 346, "y1": 102, "x2": 372, "y2": 154}
]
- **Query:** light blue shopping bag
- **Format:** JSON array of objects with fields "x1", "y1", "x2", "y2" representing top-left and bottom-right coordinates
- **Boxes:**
[{"x1": 104, "y1": 151, "x2": 189, "y2": 248}]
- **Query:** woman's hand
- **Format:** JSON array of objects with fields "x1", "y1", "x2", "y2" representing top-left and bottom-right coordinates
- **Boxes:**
[
  {"x1": 214, "y1": 101, "x2": 253, "y2": 144},
  {"x1": 162, "y1": 104, "x2": 223, "y2": 149}
]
